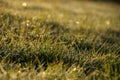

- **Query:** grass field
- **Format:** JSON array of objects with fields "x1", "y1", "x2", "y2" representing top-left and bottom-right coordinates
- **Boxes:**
[{"x1": 0, "y1": 0, "x2": 120, "y2": 80}]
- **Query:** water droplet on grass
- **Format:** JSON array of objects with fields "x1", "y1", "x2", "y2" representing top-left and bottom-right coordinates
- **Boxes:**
[
  {"x1": 76, "y1": 21, "x2": 80, "y2": 24},
  {"x1": 105, "y1": 20, "x2": 110, "y2": 25},
  {"x1": 22, "y1": 2, "x2": 27, "y2": 8}
]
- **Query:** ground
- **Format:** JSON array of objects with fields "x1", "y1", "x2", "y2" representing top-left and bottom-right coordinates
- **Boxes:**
[{"x1": 0, "y1": 0, "x2": 120, "y2": 80}]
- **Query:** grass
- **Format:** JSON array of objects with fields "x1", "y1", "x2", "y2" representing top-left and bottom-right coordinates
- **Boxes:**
[{"x1": 0, "y1": 0, "x2": 120, "y2": 80}]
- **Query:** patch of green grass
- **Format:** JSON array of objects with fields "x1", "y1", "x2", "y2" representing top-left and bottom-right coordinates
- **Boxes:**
[{"x1": 0, "y1": 0, "x2": 120, "y2": 80}]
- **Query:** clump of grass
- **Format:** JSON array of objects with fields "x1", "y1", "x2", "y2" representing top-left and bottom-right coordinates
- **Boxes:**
[{"x1": 0, "y1": 12, "x2": 120, "y2": 80}]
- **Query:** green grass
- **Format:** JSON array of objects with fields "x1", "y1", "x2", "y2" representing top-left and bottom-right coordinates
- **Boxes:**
[{"x1": 0, "y1": 0, "x2": 120, "y2": 80}]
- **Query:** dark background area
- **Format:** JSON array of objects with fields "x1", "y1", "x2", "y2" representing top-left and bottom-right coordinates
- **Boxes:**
[
  {"x1": 90, "y1": 0, "x2": 120, "y2": 3},
  {"x1": 76, "y1": 0, "x2": 120, "y2": 3}
]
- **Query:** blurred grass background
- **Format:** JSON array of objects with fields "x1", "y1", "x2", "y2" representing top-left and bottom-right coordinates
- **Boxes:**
[{"x1": 0, "y1": 0, "x2": 120, "y2": 80}]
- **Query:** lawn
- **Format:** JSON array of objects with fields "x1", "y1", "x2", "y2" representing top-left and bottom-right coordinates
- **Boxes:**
[{"x1": 0, "y1": 0, "x2": 120, "y2": 80}]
